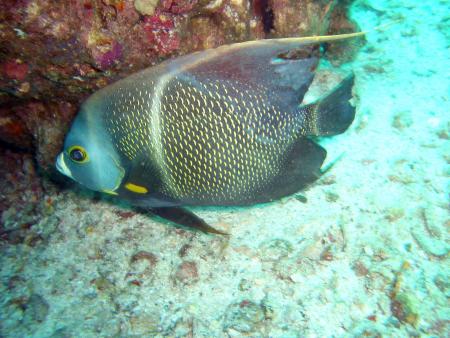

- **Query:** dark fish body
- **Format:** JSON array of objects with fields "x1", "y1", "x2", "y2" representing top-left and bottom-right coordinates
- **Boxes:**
[
  {"x1": 83, "y1": 40, "x2": 354, "y2": 206},
  {"x1": 57, "y1": 34, "x2": 359, "y2": 232}
]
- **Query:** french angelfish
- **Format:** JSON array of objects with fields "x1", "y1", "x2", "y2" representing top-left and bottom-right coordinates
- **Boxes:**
[{"x1": 56, "y1": 32, "x2": 363, "y2": 234}]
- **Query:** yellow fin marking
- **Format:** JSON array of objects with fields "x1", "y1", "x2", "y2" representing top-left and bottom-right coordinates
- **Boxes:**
[
  {"x1": 125, "y1": 183, "x2": 149, "y2": 194},
  {"x1": 102, "y1": 189, "x2": 118, "y2": 196}
]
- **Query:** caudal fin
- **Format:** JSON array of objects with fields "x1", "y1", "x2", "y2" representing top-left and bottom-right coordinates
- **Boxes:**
[{"x1": 311, "y1": 73, "x2": 356, "y2": 136}]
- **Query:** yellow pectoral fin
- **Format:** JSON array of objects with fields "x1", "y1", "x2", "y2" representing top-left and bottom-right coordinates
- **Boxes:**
[
  {"x1": 102, "y1": 189, "x2": 119, "y2": 195},
  {"x1": 125, "y1": 182, "x2": 149, "y2": 194}
]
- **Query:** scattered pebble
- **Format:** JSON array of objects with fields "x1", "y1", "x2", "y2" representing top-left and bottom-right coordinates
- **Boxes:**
[
  {"x1": 258, "y1": 239, "x2": 293, "y2": 262},
  {"x1": 134, "y1": 0, "x2": 159, "y2": 16},
  {"x1": 238, "y1": 278, "x2": 254, "y2": 292},
  {"x1": 384, "y1": 208, "x2": 404, "y2": 222},
  {"x1": 23, "y1": 294, "x2": 49, "y2": 323},
  {"x1": 175, "y1": 261, "x2": 199, "y2": 284},
  {"x1": 294, "y1": 194, "x2": 308, "y2": 203},
  {"x1": 325, "y1": 191, "x2": 339, "y2": 202},
  {"x1": 129, "y1": 313, "x2": 162, "y2": 335},
  {"x1": 131, "y1": 251, "x2": 158, "y2": 266},
  {"x1": 91, "y1": 277, "x2": 115, "y2": 292},
  {"x1": 392, "y1": 111, "x2": 413, "y2": 130},
  {"x1": 390, "y1": 293, "x2": 419, "y2": 327},
  {"x1": 353, "y1": 261, "x2": 370, "y2": 277},
  {"x1": 223, "y1": 300, "x2": 265, "y2": 333}
]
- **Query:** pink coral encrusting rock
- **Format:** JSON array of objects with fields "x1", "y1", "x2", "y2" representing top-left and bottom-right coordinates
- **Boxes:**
[{"x1": 0, "y1": 0, "x2": 359, "y2": 174}]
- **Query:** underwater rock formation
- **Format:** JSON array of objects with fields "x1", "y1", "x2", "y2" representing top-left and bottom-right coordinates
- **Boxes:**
[{"x1": 0, "y1": 0, "x2": 358, "y2": 172}]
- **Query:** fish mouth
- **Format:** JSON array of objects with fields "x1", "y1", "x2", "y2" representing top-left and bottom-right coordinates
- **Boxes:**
[{"x1": 56, "y1": 153, "x2": 74, "y2": 179}]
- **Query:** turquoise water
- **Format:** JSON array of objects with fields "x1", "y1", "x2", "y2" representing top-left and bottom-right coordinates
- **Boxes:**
[{"x1": 1, "y1": 0, "x2": 449, "y2": 337}]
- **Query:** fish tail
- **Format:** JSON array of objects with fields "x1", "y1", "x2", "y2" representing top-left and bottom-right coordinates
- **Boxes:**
[{"x1": 306, "y1": 73, "x2": 356, "y2": 136}]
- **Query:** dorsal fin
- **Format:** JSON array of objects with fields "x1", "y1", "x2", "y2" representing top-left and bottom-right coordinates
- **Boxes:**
[
  {"x1": 157, "y1": 30, "x2": 370, "y2": 112},
  {"x1": 167, "y1": 30, "x2": 368, "y2": 75},
  {"x1": 164, "y1": 19, "x2": 399, "y2": 77}
]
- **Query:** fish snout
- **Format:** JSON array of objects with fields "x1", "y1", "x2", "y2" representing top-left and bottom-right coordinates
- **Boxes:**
[{"x1": 56, "y1": 153, "x2": 74, "y2": 179}]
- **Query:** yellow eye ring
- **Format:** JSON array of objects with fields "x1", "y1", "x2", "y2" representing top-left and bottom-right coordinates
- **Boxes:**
[{"x1": 68, "y1": 145, "x2": 89, "y2": 163}]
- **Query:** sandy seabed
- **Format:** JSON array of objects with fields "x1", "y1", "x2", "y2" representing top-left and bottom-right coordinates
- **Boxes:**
[{"x1": 1, "y1": 0, "x2": 448, "y2": 337}]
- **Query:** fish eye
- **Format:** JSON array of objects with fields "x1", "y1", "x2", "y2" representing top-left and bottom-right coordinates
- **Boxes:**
[{"x1": 68, "y1": 146, "x2": 88, "y2": 163}]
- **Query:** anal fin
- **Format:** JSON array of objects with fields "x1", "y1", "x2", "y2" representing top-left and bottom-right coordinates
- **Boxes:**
[{"x1": 255, "y1": 138, "x2": 326, "y2": 203}]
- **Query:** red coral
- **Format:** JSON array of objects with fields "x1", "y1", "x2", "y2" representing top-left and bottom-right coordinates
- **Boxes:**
[
  {"x1": 3, "y1": 60, "x2": 29, "y2": 81},
  {"x1": 252, "y1": 0, "x2": 264, "y2": 17},
  {"x1": 161, "y1": 0, "x2": 198, "y2": 14},
  {"x1": 0, "y1": 109, "x2": 32, "y2": 149},
  {"x1": 144, "y1": 14, "x2": 181, "y2": 55},
  {"x1": 98, "y1": 41, "x2": 123, "y2": 69},
  {"x1": 83, "y1": 1, "x2": 93, "y2": 10}
]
